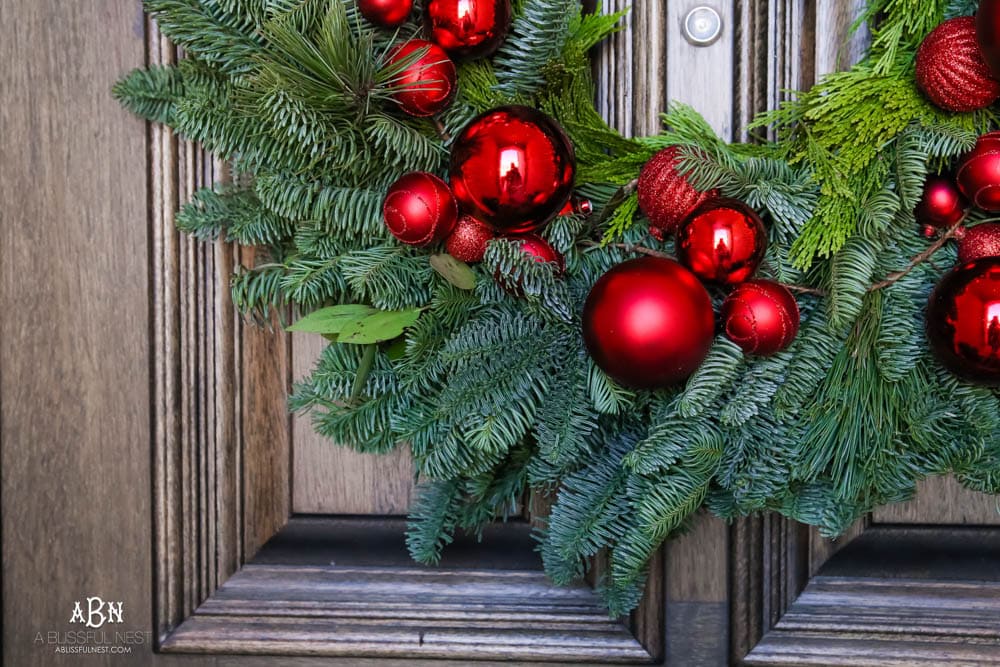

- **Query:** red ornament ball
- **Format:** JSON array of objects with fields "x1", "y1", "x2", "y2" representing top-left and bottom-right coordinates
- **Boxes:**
[
  {"x1": 426, "y1": 0, "x2": 511, "y2": 59},
  {"x1": 386, "y1": 40, "x2": 456, "y2": 117},
  {"x1": 509, "y1": 233, "x2": 564, "y2": 272},
  {"x1": 582, "y1": 257, "x2": 714, "y2": 389},
  {"x1": 445, "y1": 215, "x2": 495, "y2": 263},
  {"x1": 915, "y1": 16, "x2": 1000, "y2": 112},
  {"x1": 676, "y1": 198, "x2": 767, "y2": 285},
  {"x1": 926, "y1": 257, "x2": 1000, "y2": 385},
  {"x1": 977, "y1": 0, "x2": 1000, "y2": 78},
  {"x1": 957, "y1": 132, "x2": 1000, "y2": 211},
  {"x1": 449, "y1": 106, "x2": 576, "y2": 234},
  {"x1": 383, "y1": 172, "x2": 458, "y2": 246},
  {"x1": 720, "y1": 280, "x2": 800, "y2": 356},
  {"x1": 958, "y1": 222, "x2": 1000, "y2": 263},
  {"x1": 915, "y1": 175, "x2": 968, "y2": 228},
  {"x1": 637, "y1": 146, "x2": 718, "y2": 238},
  {"x1": 358, "y1": 0, "x2": 412, "y2": 27}
]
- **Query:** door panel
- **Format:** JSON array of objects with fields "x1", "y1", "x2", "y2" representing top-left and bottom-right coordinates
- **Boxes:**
[
  {"x1": 5, "y1": 1, "x2": 1000, "y2": 666},
  {"x1": 291, "y1": 332, "x2": 414, "y2": 515}
]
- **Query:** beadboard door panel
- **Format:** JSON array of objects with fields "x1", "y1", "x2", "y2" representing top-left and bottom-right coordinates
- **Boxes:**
[{"x1": 4, "y1": 0, "x2": 1000, "y2": 666}]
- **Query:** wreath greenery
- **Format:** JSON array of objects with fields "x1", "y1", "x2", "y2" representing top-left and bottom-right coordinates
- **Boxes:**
[{"x1": 116, "y1": 0, "x2": 1000, "y2": 614}]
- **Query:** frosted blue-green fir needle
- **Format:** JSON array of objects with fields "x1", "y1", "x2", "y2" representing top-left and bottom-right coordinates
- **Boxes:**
[{"x1": 116, "y1": 0, "x2": 1000, "y2": 616}]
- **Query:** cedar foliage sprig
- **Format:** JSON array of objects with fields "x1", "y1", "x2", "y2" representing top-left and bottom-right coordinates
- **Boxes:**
[{"x1": 116, "y1": 0, "x2": 1000, "y2": 617}]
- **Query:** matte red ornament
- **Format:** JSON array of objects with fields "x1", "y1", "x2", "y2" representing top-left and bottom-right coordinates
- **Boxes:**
[
  {"x1": 383, "y1": 172, "x2": 458, "y2": 246},
  {"x1": 957, "y1": 132, "x2": 1000, "y2": 211},
  {"x1": 449, "y1": 106, "x2": 576, "y2": 234},
  {"x1": 977, "y1": 0, "x2": 1000, "y2": 78},
  {"x1": 358, "y1": 0, "x2": 412, "y2": 27},
  {"x1": 582, "y1": 257, "x2": 714, "y2": 389},
  {"x1": 915, "y1": 175, "x2": 968, "y2": 228},
  {"x1": 386, "y1": 40, "x2": 456, "y2": 117},
  {"x1": 445, "y1": 215, "x2": 495, "y2": 263},
  {"x1": 915, "y1": 16, "x2": 1000, "y2": 112},
  {"x1": 720, "y1": 280, "x2": 800, "y2": 356},
  {"x1": 958, "y1": 222, "x2": 1000, "y2": 263},
  {"x1": 426, "y1": 0, "x2": 511, "y2": 59},
  {"x1": 637, "y1": 146, "x2": 718, "y2": 238},
  {"x1": 676, "y1": 198, "x2": 767, "y2": 285},
  {"x1": 926, "y1": 257, "x2": 1000, "y2": 385}
]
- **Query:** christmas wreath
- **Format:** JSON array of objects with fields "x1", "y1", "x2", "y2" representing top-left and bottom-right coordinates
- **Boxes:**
[{"x1": 116, "y1": 0, "x2": 1000, "y2": 614}]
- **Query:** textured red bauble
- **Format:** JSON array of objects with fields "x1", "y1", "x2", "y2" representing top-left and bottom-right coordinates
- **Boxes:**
[
  {"x1": 915, "y1": 175, "x2": 968, "y2": 228},
  {"x1": 956, "y1": 132, "x2": 1000, "y2": 211},
  {"x1": 582, "y1": 257, "x2": 714, "y2": 389},
  {"x1": 915, "y1": 16, "x2": 1000, "y2": 112},
  {"x1": 445, "y1": 215, "x2": 495, "y2": 262},
  {"x1": 637, "y1": 146, "x2": 717, "y2": 238},
  {"x1": 958, "y1": 222, "x2": 1000, "y2": 263},
  {"x1": 426, "y1": 0, "x2": 511, "y2": 59},
  {"x1": 977, "y1": 0, "x2": 1000, "y2": 78},
  {"x1": 720, "y1": 280, "x2": 800, "y2": 356},
  {"x1": 676, "y1": 198, "x2": 767, "y2": 285},
  {"x1": 386, "y1": 40, "x2": 456, "y2": 117},
  {"x1": 383, "y1": 172, "x2": 458, "y2": 246},
  {"x1": 358, "y1": 0, "x2": 412, "y2": 27},
  {"x1": 449, "y1": 106, "x2": 576, "y2": 234},
  {"x1": 926, "y1": 257, "x2": 1000, "y2": 385}
]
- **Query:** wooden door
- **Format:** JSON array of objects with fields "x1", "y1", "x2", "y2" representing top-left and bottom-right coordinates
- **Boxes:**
[{"x1": 3, "y1": 1, "x2": 999, "y2": 666}]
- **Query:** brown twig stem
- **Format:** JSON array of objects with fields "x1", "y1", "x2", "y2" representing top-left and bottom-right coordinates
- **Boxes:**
[{"x1": 867, "y1": 221, "x2": 964, "y2": 292}]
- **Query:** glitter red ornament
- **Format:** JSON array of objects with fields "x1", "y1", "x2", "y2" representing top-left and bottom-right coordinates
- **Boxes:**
[
  {"x1": 358, "y1": 0, "x2": 412, "y2": 27},
  {"x1": 383, "y1": 172, "x2": 458, "y2": 246},
  {"x1": 449, "y1": 106, "x2": 576, "y2": 234},
  {"x1": 386, "y1": 40, "x2": 456, "y2": 117},
  {"x1": 915, "y1": 175, "x2": 968, "y2": 228},
  {"x1": 582, "y1": 257, "x2": 714, "y2": 389},
  {"x1": 445, "y1": 215, "x2": 495, "y2": 263},
  {"x1": 977, "y1": 0, "x2": 1000, "y2": 78},
  {"x1": 926, "y1": 257, "x2": 1000, "y2": 385},
  {"x1": 676, "y1": 198, "x2": 767, "y2": 285},
  {"x1": 957, "y1": 132, "x2": 1000, "y2": 211},
  {"x1": 426, "y1": 0, "x2": 511, "y2": 59},
  {"x1": 958, "y1": 222, "x2": 1000, "y2": 263},
  {"x1": 915, "y1": 16, "x2": 1000, "y2": 112},
  {"x1": 720, "y1": 280, "x2": 800, "y2": 356},
  {"x1": 637, "y1": 146, "x2": 717, "y2": 239}
]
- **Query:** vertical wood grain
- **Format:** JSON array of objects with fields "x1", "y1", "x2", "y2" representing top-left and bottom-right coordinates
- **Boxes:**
[
  {"x1": 873, "y1": 476, "x2": 1000, "y2": 525},
  {"x1": 0, "y1": 2, "x2": 153, "y2": 665},
  {"x1": 290, "y1": 333, "x2": 413, "y2": 515}
]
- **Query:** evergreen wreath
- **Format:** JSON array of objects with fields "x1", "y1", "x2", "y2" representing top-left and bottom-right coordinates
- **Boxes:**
[{"x1": 116, "y1": 0, "x2": 1000, "y2": 614}]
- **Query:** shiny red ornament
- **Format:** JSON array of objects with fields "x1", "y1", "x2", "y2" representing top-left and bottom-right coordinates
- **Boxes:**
[
  {"x1": 386, "y1": 40, "x2": 456, "y2": 117},
  {"x1": 449, "y1": 106, "x2": 576, "y2": 234},
  {"x1": 915, "y1": 175, "x2": 968, "y2": 228},
  {"x1": 383, "y1": 172, "x2": 458, "y2": 246},
  {"x1": 637, "y1": 146, "x2": 718, "y2": 238},
  {"x1": 977, "y1": 0, "x2": 1000, "y2": 78},
  {"x1": 582, "y1": 257, "x2": 714, "y2": 389},
  {"x1": 926, "y1": 257, "x2": 1000, "y2": 385},
  {"x1": 445, "y1": 215, "x2": 495, "y2": 262},
  {"x1": 720, "y1": 280, "x2": 800, "y2": 356},
  {"x1": 358, "y1": 0, "x2": 412, "y2": 27},
  {"x1": 915, "y1": 16, "x2": 1000, "y2": 112},
  {"x1": 957, "y1": 132, "x2": 1000, "y2": 211},
  {"x1": 426, "y1": 0, "x2": 511, "y2": 59},
  {"x1": 958, "y1": 222, "x2": 1000, "y2": 263},
  {"x1": 509, "y1": 233, "x2": 564, "y2": 272},
  {"x1": 676, "y1": 198, "x2": 767, "y2": 285}
]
